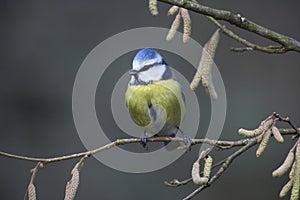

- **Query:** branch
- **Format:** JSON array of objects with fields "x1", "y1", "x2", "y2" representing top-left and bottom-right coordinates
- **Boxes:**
[
  {"x1": 1, "y1": 112, "x2": 298, "y2": 200},
  {"x1": 0, "y1": 137, "x2": 245, "y2": 163},
  {"x1": 0, "y1": 128, "x2": 298, "y2": 163},
  {"x1": 157, "y1": 0, "x2": 300, "y2": 53},
  {"x1": 207, "y1": 17, "x2": 287, "y2": 53},
  {"x1": 164, "y1": 113, "x2": 299, "y2": 199},
  {"x1": 1, "y1": 124, "x2": 298, "y2": 200}
]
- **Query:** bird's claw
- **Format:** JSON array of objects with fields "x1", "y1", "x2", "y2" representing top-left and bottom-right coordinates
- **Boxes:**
[
  {"x1": 140, "y1": 136, "x2": 148, "y2": 150},
  {"x1": 183, "y1": 135, "x2": 192, "y2": 151}
]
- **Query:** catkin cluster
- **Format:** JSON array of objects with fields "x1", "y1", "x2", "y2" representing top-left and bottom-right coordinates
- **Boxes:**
[
  {"x1": 165, "y1": 6, "x2": 191, "y2": 43},
  {"x1": 274, "y1": 143, "x2": 300, "y2": 200},
  {"x1": 190, "y1": 29, "x2": 220, "y2": 100},
  {"x1": 192, "y1": 149, "x2": 213, "y2": 185},
  {"x1": 238, "y1": 118, "x2": 285, "y2": 157}
]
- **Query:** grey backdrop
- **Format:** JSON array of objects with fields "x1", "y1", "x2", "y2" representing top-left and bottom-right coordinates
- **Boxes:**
[{"x1": 0, "y1": 0, "x2": 299, "y2": 199}]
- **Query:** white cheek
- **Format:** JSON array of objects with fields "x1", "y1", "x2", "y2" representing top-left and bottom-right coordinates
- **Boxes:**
[
  {"x1": 138, "y1": 73, "x2": 154, "y2": 83},
  {"x1": 139, "y1": 66, "x2": 165, "y2": 82}
]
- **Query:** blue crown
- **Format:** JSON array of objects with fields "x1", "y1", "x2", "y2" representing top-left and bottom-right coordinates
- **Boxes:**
[
  {"x1": 133, "y1": 48, "x2": 169, "y2": 69},
  {"x1": 134, "y1": 48, "x2": 161, "y2": 62}
]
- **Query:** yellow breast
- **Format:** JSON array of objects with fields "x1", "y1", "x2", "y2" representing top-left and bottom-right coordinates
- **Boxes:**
[{"x1": 125, "y1": 79, "x2": 185, "y2": 128}]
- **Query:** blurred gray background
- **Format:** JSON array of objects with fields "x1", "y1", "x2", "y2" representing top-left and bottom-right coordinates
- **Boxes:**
[{"x1": 0, "y1": 0, "x2": 299, "y2": 199}]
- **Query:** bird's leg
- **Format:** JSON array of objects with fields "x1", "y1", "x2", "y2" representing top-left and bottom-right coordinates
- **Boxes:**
[
  {"x1": 140, "y1": 132, "x2": 148, "y2": 150},
  {"x1": 177, "y1": 127, "x2": 192, "y2": 150}
]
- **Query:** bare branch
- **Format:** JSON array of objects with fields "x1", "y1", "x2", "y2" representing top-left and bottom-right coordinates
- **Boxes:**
[
  {"x1": 207, "y1": 17, "x2": 287, "y2": 53},
  {"x1": 164, "y1": 113, "x2": 299, "y2": 199},
  {"x1": 0, "y1": 128, "x2": 298, "y2": 164},
  {"x1": 1, "y1": 111, "x2": 299, "y2": 200},
  {"x1": 157, "y1": 0, "x2": 300, "y2": 53},
  {"x1": 164, "y1": 178, "x2": 192, "y2": 187}
]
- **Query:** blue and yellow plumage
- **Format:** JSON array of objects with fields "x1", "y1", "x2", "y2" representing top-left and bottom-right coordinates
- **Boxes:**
[{"x1": 125, "y1": 48, "x2": 188, "y2": 146}]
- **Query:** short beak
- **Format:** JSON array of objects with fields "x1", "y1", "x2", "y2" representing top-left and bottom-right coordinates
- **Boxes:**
[{"x1": 129, "y1": 69, "x2": 138, "y2": 76}]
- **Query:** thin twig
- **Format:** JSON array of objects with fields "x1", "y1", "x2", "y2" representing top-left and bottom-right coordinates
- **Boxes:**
[
  {"x1": 0, "y1": 129, "x2": 297, "y2": 163},
  {"x1": 157, "y1": 0, "x2": 300, "y2": 53},
  {"x1": 275, "y1": 113, "x2": 299, "y2": 135},
  {"x1": 75, "y1": 155, "x2": 89, "y2": 171},
  {"x1": 29, "y1": 162, "x2": 43, "y2": 184},
  {"x1": 165, "y1": 178, "x2": 192, "y2": 187},
  {"x1": 230, "y1": 47, "x2": 254, "y2": 52},
  {"x1": 207, "y1": 17, "x2": 287, "y2": 53}
]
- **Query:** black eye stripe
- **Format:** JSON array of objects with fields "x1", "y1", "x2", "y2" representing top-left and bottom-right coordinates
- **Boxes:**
[
  {"x1": 138, "y1": 63, "x2": 155, "y2": 72},
  {"x1": 136, "y1": 60, "x2": 167, "y2": 73}
]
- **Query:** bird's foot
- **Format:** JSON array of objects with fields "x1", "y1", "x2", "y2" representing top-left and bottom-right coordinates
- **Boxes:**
[
  {"x1": 140, "y1": 136, "x2": 148, "y2": 150},
  {"x1": 183, "y1": 134, "x2": 192, "y2": 151},
  {"x1": 177, "y1": 127, "x2": 192, "y2": 151}
]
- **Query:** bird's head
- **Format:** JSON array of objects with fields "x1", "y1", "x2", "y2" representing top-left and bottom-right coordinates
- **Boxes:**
[{"x1": 129, "y1": 48, "x2": 173, "y2": 85}]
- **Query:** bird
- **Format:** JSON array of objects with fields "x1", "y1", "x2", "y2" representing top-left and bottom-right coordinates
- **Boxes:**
[{"x1": 125, "y1": 48, "x2": 190, "y2": 149}]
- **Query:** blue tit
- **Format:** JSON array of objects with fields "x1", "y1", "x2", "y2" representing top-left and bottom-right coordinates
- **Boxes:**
[{"x1": 125, "y1": 48, "x2": 189, "y2": 148}]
